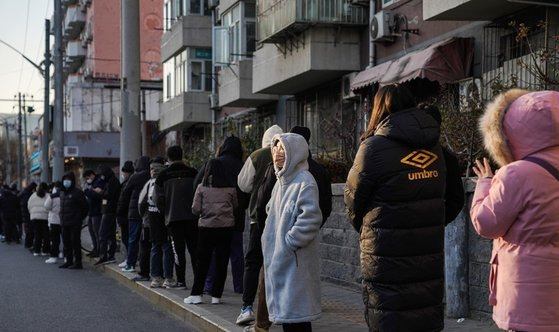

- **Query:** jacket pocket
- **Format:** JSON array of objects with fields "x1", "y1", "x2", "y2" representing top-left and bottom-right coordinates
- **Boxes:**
[{"x1": 489, "y1": 252, "x2": 498, "y2": 306}]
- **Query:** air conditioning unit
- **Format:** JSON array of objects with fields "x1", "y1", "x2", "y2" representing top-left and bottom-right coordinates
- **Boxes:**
[
  {"x1": 209, "y1": 93, "x2": 220, "y2": 110},
  {"x1": 208, "y1": 0, "x2": 219, "y2": 9},
  {"x1": 342, "y1": 73, "x2": 359, "y2": 100},
  {"x1": 64, "y1": 146, "x2": 79, "y2": 157},
  {"x1": 458, "y1": 77, "x2": 482, "y2": 112},
  {"x1": 371, "y1": 10, "x2": 397, "y2": 42}
]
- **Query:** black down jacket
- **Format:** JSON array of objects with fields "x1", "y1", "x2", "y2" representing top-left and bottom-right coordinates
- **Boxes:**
[
  {"x1": 99, "y1": 165, "x2": 121, "y2": 215},
  {"x1": 345, "y1": 108, "x2": 447, "y2": 332},
  {"x1": 59, "y1": 172, "x2": 89, "y2": 227},
  {"x1": 119, "y1": 156, "x2": 151, "y2": 220}
]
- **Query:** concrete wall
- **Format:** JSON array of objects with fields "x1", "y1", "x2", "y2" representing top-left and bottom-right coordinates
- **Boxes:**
[
  {"x1": 159, "y1": 92, "x2": 211, "y2": 131},
  {"x1": 161, "y1": 15, "x2": 212, "y2": 61},
  {"x1": 252, "y1": 27, "x2": 361, "y2": 95}
]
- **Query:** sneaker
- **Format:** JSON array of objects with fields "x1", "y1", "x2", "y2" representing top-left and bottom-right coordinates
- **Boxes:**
[
  {"x1": 33, "y1": 253, "x2": 39, "y2": 257},
  {"x1": 243, "y1": 326, "x2": 269, "y2": 332},
  {"x1": 121, "y1": 265, "x2": 135, "y2": 272},
  {"x1": 236, "y1": 305, "x2": 255, "y2": 325},
  {"x1": 68, "y1": 263, "x2": 83, "y2": 270},
  {"x1": 45, "y1": 257, "x2": 58, "y2": 264},
  {"x1": 40, "y1": 252, "x2": 49, "y2": 256},
  {"x1": 164, "y1": 280, "x2": 187, "y2": 289},
  {"x1": 211, "y1": 297, "x2": 221, "y2": 304},
  {"x1": 162, "y1": 278, "x2": 175, "y2": 288},
  {"x1": 59, "y1": 262, "x2": 73, "y2": 269},
  {"x1": 150, "y1": 277, "x2": 163, "y2": 288},
  {"x1": 118, "y1": 260, "x2": 127, "y2": 268},
  {"x1": 184, "y1": 295, "x2": 202, "y2": 304},
  {"x1": 94, "y1": 258, "x2": 108, "y2": 266},
  {"x1": 106, "y1": 257, "x2": 116, "y2": 264},
  {"x1": 132, "y1": 275, "x2": 150, "y2": 282}
]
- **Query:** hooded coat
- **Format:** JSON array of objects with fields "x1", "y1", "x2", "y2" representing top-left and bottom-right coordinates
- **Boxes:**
[
  {"x1": 44, "y1": 189, "x2": 61, "y2": 225},
  {"x1": 470, "y1": 90, "x2": 559, "y2": 332},
  {"x1": 59, "y1": 172, "x2": 89, "y2": 227},
  {"x1": 99, "y1": 165, "x2": 121, "y2": 215},
  {"x1": 238, "y1": 125, "x2": 283, "y2": 223},
  {"x1": 262, "y1": 133, "x2": 322, "y2": 324},
  {"x1": 345, "y1": 108, "x2": 447, "y2": 332},
  {"x1": 119, "y1": 156, "x2": 151, "y2": 220}
]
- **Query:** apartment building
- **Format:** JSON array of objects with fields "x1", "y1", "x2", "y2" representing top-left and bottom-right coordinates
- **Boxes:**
[{"x1": 61, "y1": 0, "x2": 165, "y2": 172}]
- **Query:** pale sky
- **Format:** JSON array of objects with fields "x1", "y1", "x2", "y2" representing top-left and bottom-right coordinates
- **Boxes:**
[{"x1": 0, "y1": 0, "x2": 52, "y2": 119}]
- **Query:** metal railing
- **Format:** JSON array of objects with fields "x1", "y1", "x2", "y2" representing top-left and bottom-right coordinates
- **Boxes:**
[{"x1": 257, "y1": 0, "x2": 368, "y2": 43}]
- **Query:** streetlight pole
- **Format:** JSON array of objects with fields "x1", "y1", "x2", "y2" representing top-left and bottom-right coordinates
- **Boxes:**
[
  {"x1": 22, "y1": 95, "x2": 29, "y2": 185},
  {"x1": 53, "y1": 0, "x2": 64, "y2": 182},
  {"x1": 42, "y1": 19, "x2": 51, "y2": 183},
  {"x1": 17, "y1": 94, "x2": 22, "y2": 189}
]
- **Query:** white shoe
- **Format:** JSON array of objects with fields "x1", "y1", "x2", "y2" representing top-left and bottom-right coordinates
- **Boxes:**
[
  {"x1": 118, "y1": 260, "x2": 127, "y2": 268},
  {"x1": 40, "y1": 252, "x2": 49, "y2": 256},
  {"x1": 33, "y1": 253, "x2": 39, "y2": 257},
  {"x1": 150, "y1": 277, "x2": 163, "y2": 288},
  {"x1": 236, "y1": 305, "x2": 255, "y2": 325},
  {"x1": 211, "y1": 297, "x2": 221, "y2": 304},
  {"x1": 45, "y1": 257, "x2": 58, "y2": 264},
  {"x1": 184, "y1": 295, "x2": 202, "y2": 304}
]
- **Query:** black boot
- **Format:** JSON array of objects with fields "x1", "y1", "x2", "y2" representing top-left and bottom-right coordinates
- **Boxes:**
[
  {"x1": 69, "y1": 262, "x2": 83, "y2": 270},
  {"x1": 59, "y1": 261, "x2": 73, "y2": 269}
]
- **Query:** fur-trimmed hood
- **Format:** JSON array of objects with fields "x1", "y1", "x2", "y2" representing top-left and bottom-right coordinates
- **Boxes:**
[{"x1": 480, "y1": 89, "x2": 559, "y2": 166}]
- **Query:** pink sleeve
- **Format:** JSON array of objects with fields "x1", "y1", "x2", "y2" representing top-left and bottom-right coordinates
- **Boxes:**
[{"x1": 470, "y1": 168, "x2": 524, "y2": 239}]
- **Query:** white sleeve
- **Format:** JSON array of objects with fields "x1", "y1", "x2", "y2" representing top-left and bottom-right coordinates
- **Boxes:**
[{"x1": 238, "y1": 157, "x2": 256, "y2": 193}]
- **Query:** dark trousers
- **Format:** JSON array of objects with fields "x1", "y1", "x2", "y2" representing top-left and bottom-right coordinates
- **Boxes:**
[
  {"x1": 126, "y1": 219, "x2": 142, "y2": 267},
  {"x1": 2, "y1": 216, "x2": 18, "y2": 242},
  {"x1": 191, "y1": 227, "x2": 233, "y2": 298},
  {"x1": 205, "y1": 230, "x2": 244, "y2": 293},
  {"x1": 256, "y1": 268, "x2": 271, "y2": 329},
  {"x1": 138, "y1": 227, "x2": 151, "y2": 278},
  {"x1": 23, "y1": 221, "x2": 34, "y2": 248},
  {"x1": 32, "y1": 219, "x2": 50, "y2": 254},
  {"x1": 49, "y1": 224, "x2": 62, "y2": 257},
  {"x1": 98, "y1": 214, "x2": 117, "y2": 260},
  {"x1": 168, "y1": 220, "x2": 198, "y2": 284},
  {"x1": 62, "y1": 224, "x2": 82, "y2": 265},
  {"x1": 117, "y1": 216, "x2": 129, "y2": 253},
  {"x1": 87, "y1": 215, "x2": 102, "y2": 254},
  {"x1": 283, "y1": 322, "x2": 312, "y2": 332},
  {"x1": 242, "y1": 223, "x2": 263, "y2": 306}
]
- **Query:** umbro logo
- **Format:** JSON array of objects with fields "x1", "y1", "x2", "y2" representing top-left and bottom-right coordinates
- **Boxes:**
[{"x1": 400, "y1": 150, "x2": 438, "y2": 169}]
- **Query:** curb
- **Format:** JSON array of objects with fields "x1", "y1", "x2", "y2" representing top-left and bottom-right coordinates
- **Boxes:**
[{"x1": 83, "y1": 255, "x2": 242, "y2": 332}]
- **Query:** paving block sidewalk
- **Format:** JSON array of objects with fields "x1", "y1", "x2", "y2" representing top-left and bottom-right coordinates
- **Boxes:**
[{"x1": 83, "y1": 247, "x2": 499, "y2": 332}]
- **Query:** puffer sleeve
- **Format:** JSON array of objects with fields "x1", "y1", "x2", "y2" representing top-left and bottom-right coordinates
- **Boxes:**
[
  {"x1": 285, "y1": 183, "x2": 322, "y2": 251},
  {"x1": 470, "y1": 166, "x2": 524, "y2": 239}
]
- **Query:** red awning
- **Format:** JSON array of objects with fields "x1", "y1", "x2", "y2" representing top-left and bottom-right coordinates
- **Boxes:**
[{"x1": 351, "y1": 37, "x2": 474, "y2": 90}]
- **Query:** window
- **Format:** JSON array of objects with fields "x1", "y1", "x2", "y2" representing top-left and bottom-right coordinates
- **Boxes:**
[
  {"x1": 164, "y1": 47, "x2": 212, "y2": 97},
  {"x1": 183, "y1": 0, "x2": 211, "y2": 16},
  {"x1": 216, "y1": 2, "x2": 256, "y2": 65}
]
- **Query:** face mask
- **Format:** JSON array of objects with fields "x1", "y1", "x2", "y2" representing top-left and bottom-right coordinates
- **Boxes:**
[
  {"x1": 52, "y1": 188, "x2": 58, "y2": 194},
  {"x1": 63, "y1": 180, "x2": 72, "y2": 189},
  {"x1": 86, "y1": 179, "x2": 93, "y2": 184}
]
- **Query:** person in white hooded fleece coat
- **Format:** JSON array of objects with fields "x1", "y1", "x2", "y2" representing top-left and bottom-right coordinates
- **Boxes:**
[{"x1": 262, "y1": 133, "x2": 322, "y2": 332}]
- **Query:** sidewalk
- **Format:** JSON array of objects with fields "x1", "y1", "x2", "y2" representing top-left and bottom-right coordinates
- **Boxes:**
[{"x1": 84, "y1": 246, "x2": 499, "y2": 332}]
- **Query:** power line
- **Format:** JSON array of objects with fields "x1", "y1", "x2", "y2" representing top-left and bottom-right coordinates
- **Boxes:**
[{"x1": 17, "y1": 0, "x2": 32, "y2": 91}]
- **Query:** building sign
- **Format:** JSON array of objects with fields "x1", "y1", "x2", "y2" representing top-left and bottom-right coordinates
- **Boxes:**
[{"x1": 194, "y1": 48, "x2": 212, "y2": 60}]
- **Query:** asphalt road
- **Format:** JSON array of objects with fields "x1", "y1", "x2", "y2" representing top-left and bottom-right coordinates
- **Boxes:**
[{"x1": 0, "y1": 242, "x2": 195, "y2": 332}]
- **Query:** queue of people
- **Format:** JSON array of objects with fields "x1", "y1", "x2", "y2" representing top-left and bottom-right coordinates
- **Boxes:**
[{"x1": 1, "y1": 85, "x2": 557, "y2": 332}]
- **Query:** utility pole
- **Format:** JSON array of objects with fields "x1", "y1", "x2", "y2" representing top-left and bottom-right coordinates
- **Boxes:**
[
  {"x1": 141, "y1": 90, "x2": 147, "y2": 156},
  {"x1": 120, "y1": 0, "x2": 142, "y2": 169},
  {"x1": 53, "y1": 0, "x2": 64, "y2": 181},
  {"x1": 17, "y1": 94, "x2": 22, "y2": 189},
  {"x1": 22, "y1": 95, "x2": 29, "y2": 185},
  {"x1": 41, "y1": 19, "x2": 51, "y2": 183},
  {"x1": 3, "y1": 120, "x2": 12, "y2": 185}
]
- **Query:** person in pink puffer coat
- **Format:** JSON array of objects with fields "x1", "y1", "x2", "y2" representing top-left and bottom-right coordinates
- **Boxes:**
[{"x1": 471, "y1": 89, "x2": 559, "y2": 332}]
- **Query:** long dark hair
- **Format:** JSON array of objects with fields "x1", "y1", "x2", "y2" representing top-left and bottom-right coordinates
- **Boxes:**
[
  {"x1": 36, "y1": 182, "x2": 48, "y2": 198},
  {"x1": 361, "y1": 84, "x2": 416, "y2": 140},
  {"x1": 202, "y1": 159, "x2": 231, "y2": 188}
]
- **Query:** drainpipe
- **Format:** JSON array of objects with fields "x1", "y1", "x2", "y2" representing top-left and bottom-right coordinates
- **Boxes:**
[
  {"x1": 369, "y1": 0, "x2": 376, "y2": 68},
  {"x1": 210, "y1": 8, "x2": 217, "y2": 153}
]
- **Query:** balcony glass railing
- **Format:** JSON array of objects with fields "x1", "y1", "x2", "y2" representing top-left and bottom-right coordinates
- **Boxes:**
[{"x1": 257, "y1": 0, "x2": 368, "y2": 43}]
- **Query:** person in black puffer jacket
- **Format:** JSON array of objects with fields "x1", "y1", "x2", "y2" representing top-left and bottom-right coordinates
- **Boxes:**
[
  {"x1": 119, "y1": 156, "x2": 151, "y2": 271},
  {"x1": 59, "y1": 172, "x2": 89, "y2": 269},
  {"x1": 0, "y1": 185, "x2": 22, "y2": 243},
  {"x1": 345, "y1": 85, "x2": 451, "y2": 332}
]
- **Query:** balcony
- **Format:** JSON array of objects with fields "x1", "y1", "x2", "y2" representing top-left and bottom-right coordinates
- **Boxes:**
[
  {"x1": 159, "y1": 92, "x2": 212, "y2": 131},
  {"x1": 257, "y1": 0, "x2": 368, "y2": 44},
  {"x1": 161, "y1": 15, "x2": 212, "y2": 62},
  {"x1": 423, "y1": 0, "x2": 530, "y2": 21},
  {"x1": 64, "y1": 6, "x2": 86, "y2": 40},
  {"x1": 252, "y1": 27, "x2": 361, "y2": 94},
  {"x1": 218, "y1": 59, "x2": 277, "y2": 107}
]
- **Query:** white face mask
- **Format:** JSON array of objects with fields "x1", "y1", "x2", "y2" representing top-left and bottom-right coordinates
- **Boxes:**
[{"x1": 86, "y1": 179, "x2": 93, "y2": 184}]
